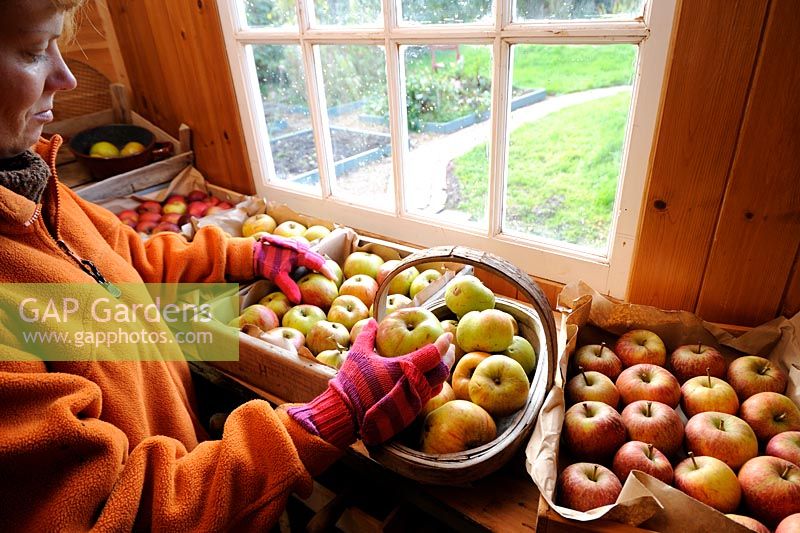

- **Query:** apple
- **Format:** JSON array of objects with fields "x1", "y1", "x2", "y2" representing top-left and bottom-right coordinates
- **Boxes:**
[
  {"x1": 186, "y1": 202, "x2": 208, "y2": 218},
  {"x1": 303, "y1": 224, "x2": 331, "y2": 241},
  {"x1": 614, "y1": 329, "x2": 666, "y2": 367},
  {"x1": 297, "y1": 273, "x2": 339, "y2": 311},
  {"x1": 738, "y1": 456, "x2": 800, "y2": 526},
  {"x1": 456, "y1": 309, "x2": 514, "y2": 353},
  {"x1": 612, "y1": 441, "x2": 673, "y2": 485},
  {"x1": 571, "y1": 342, "x2": 623, "y2": 380},
  {"x1": 680, "y1": 371, "x2": 740, "y2": 418},
  {"x1": 273, "y1": 220, "x2": 307, "y2": 238},
  {"x1": 451, "y1": 351, "x2": 491, "y2": 400},
  {"x1": 376, "y1": 259, "x2": 401, "y2": 285},
  {"x1": 384, "y1": 294, "x2": 412, "y2": 315},
  {"x1": 727, "y1": 355, "x2": 788, "y2": 401},
  {"x1": 138, "y1": 211, "x2": 161, "y2": 224},
  {"x1": 669, "y1": 342, "x2": 727, "y2": 383},
  {"x1": 420, "y1": 381, "x2": 455, "y2": 419},
  {"x1": 563, "y1": 401, "x2": 627, "y2": 461},
  {"x1": 674, "y1": 453, "x2": 741, "y2": 514},
  {"x1": 468, "y1": 355, "x2": 529, "y2": 417},
  {"x1": 282, "y1": 304, "x2": 327, "y2": 336},
  {"x1": 260, "y1": 326, "x2": 305, "y2": 351},
  {"x1": 229, "y1": 304, "x2": 279, "y2": 331},
  {"x1": 349, "y1": 317, "x2": 371, "y2": 345},
  {"x1": 766, "y1": 431, "x2": 800, "y2": 467},
  {"x1": 289, "y1": 235, "x2": 310, "y2": 246},
  {"x1": 408, "y1": 268, "x2": 442, "y2": 299},
  {"x1": 776, "y1": 514, "x2": 800, "y2": 533},
  {"x1": 187, "y1": 189, "x2": 207, "y2": 203},
  {"x1": 136, "y1": 200, "x2": 162, "y2": 214},
  {"x1": 117, "y1": 209, "x2": 139, "y2": 223},
  {"x1": 740, "y1": 392, "x2": 800, "y2": 442},
  {"x1": 375, "y1": 307, "x2": 444, "y2": 358},
  {"x1": 502, "y1": 336, "x2": 536, "y2": 375},
  {"x1": 324, "y1": 258, "x2": 344, "y2": 288},
  {"x1": 343, "y1": 251, "x2": 384, "y2": 280},
  {"x1": 327, "y1": 295, "x2": 369, "y2": 330},
  {"x1": 557, "y1": 463, "x2": 622, "y2": 512},
  {"x1": 160, "y1": 212, "x2": 182, "y2": 225},
  {"x1": 119, "y1": 217, "x2": 137, "y2": 228},
  {"x1": 615, "y1": 363, "x2": 681, "y2": 408},
  {"x1": 316, "y1": 347, "x2": 347, "y2": 370},
  {"x1": 305, "y1": 320, "x2": 350, "y2": 356},
  {"x1": 162, "y1": 201, "x2": 187, "y2": 215},
  {"x1": 444, "y1": 275, "x2": 495, "y2": 318},
  {"x1": 242, "y1": 213, "x2": 277, "y2": 237},
  {"x1": 725, "y1": 514, "x2": 770, "y2": 533},
  {"x1": 566, "y1": 368, "x2": 619, "y2": 408},
  {"x1": 339, "y1": 274, "x2": 379, "y2": 309},
  {"x1": 258, "y1": 291, "x2": 292, "y2": 322},
  {"x1": 134, "y1": 220, "x2": 158, "y2": 234},
  {"x1": 152, "y1": 221, "x2": 180, "y2": 234},
  {"x1": 684, "y1": 412, "x2": 758, "y2": 470},
  {"x1": 377, "y1": 260, "x2": 420, "y2": 298},
  {"x1": 165, "y1": 194, "x2": 185, "y2": 204},
  {"x1": 205, "y1": 205, "x2": 229, "y2": 216},
  {"x1": 206, "y1": 195, "x2": 220, "y2": 207},
  {"x1": 620, "y1": 400, "x2": 684, "y2": 457},
  {"x1": 420, "y1": 400, "x2": 497, "y2": 454}
]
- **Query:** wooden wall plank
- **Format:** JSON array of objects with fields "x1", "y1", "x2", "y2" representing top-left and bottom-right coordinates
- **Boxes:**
[
  {"x1": 781, "y1": 247, "x2": 800, "y2": 319},
  {"x1": 627, "y1": 0, "x2": 768, "y2": 313},
  {"x1": 105, "y1": 0, "x2": 253, "y2": 194},
  {"x1": 696, "y1": 0, "x2": 800, "y2": 325}
]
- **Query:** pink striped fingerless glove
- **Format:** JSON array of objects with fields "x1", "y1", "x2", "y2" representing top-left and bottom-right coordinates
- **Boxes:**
[
  {"x1": 288, "y1": 319, "x2": 449, "y2": 448},
  {"x1": 253, "y1": 234, "x2": 327, "y2": 304}
]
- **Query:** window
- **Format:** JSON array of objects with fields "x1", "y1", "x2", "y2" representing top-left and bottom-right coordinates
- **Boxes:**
[{"x1": 218, "y1": 0, "x2": 676, "y2": 297}]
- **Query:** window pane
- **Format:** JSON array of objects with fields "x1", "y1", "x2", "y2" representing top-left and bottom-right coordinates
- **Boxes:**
[
  {"x1": 402, "y1": 45, "x2": 492, "y2": 227},
  {"x1": 244, "y1": 0, "x2": 297, "y2": 27},
  {"x1": 516, "y1": 0, "x2": 646, "y2": 21},
  {"x1": 319, "y1": 45, "x2": 393, "y2": 210},
  {"x1": 313, "y1": 0, "x2": 382, "y2": 25},
  {"x1": 500, "y1": 44, "x2": 638, "y2": 253},
  {"x1": 253, "y1": 44, "x2": 317, "y2": 187},
  {"x1": 401, "y1": 0, "x2": 493, "y2": 24}
]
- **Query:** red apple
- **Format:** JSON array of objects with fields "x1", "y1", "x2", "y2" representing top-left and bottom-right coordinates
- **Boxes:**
[
  {"x1": 327, "y1": 294, "x2": 369, "y2": 330},
  {"x1": 230, "y1": 304, "x2": 279, "y2": 331},
  {"x1": 408, "y1": 268, "x2": 442, "y2": 299},
  {"x1": 342, "y1": 251, "x2": 384, "y2": 280},
  {"x1": 612, "y1": 441, "x2": 673, "y2": 485},
  {"x1": 217, "y1": 201, "x2": 234, "y2": 210},
  {"x1": 725, "y1": 514, "x2": 770, "y2": 533},
  {"x1": 738, "y1": 456, "x2": 800, "y2": 526},
  {"x1": 468, "y1": 354, "x2": 529, "y2": 417},
  {"x1": 456, "y1": 309, "x2": 515, "y2": 353},
  {"x1": 420, "y1": 400, "x2": 496, "y2": 454},
  {"x1": 187, "y1": 189, "x2": 208, "y2": 202},
  {"x1": 375, "y1": 307, "x2": 444, "y2": 358},
  {"x1": 684, "y1": 411, "x2": 758, "y2": 470},
  {"x1": 160, "y1": 212, "x2": 182, "y2": 225},
  {"x1": 166, "y1": 194, "x2": 186, "y2": 204},
  {"x1": 419, "y1": 381, "x2": 455, "y2": 419},
  {"x1": 740, "y1": 392, "x2": 800, "y2": 442},
  {"x1": 614, "y1": 329, "x2": 666, "y2": 367},
  {"x1": 727, "y1": 356, "x2": 788, "y2": 401},
  {"x1": 669, "y1": 342, "x2": 726, "y2": 383},
  {"x1": 451, "y1": 351, "x2": 491, "y2": 400},
  {"x1": 339, "y1": 274, "x2": 379, "y2": 309},
  {"x1": 204, "y1": 205, "x2": 227, "y2": 216},
  {"x1": 136, "y1": 200, "x2": 162, "y2": 214},
  {"x1": 444, "y1": 274, "x2": 496, "y2": 319},
  {"x1": 566, "y1": 368, "x2": 619, "y2": 408},
  {"x1": 138, "y1": 211, "x2": 162, "y2": 224},
  {"x1": 152, "y1": 221, "x2": 180, "y2": 234},
  {"x1": 674, "y1": 453, "x2": 741, "y2": 513},
  {"x1": 206, "y1": 195, "x2": 220, "y2": 206},
  {"x1": 766, "y1": 431, "x2": 800, "y2": 467},
  {"x1": 281, "y1": 304, "x2": 326, "y2": 336},
  {"x1": 680, "y1": 371, "x2": 739, "y2": 418},
  {"x1": 134, "y1": 220, "x2": 158, "y2": 234},
  {"x1": 563, "y1": 401, "x2": 627, "y2": 461},
  {"x1": 376, "y1": 259, "x2": 401, "y2": 286},
  {"x1": 260, "y1": 326, "x2": 305, "y2": 351},
  {"x1": 615, "y1": 363, "x2": 681, "y2": 408},
  {"x1": 621, "y1": 400, "x2": 684, "y2": 457},
  {"x1": 297, "y1": 273, "x2": 339, "y2": 311},
  {"x1": 187, "y1": 201, "x2": 209, "y2": 218},
  {"x1": 776, "y1": 514, "x2": 800, "y2": 533},
  {"x1": 557, "y1": 463, "x2": 622, "y2": 512},
  {"x1": 117, "y1": 209, "x2": 139, "y2": 223},
  {"x1": 258, "y1": 291, "x2": 292, "y2": 322},
  {"x1": 571, "y1": 342, "x2": 623, "y2": 380}
]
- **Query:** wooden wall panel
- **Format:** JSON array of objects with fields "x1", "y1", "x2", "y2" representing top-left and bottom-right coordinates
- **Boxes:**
[
  {"x1": 64, "y1": 0, "x2": 128, "y2": 85},
  {"x1": 696, "y1": 0, "x2": 800, "y2": 325},
  {"x1": 104, "y1": 0, "x2": 253, "y2": 194},
  {"x1": 627, "y1": 0, "x2": 768, "y2": 314}
]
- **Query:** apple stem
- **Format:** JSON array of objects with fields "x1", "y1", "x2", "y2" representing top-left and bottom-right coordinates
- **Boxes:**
[
  {"x1": 579, "y1": 365, "x2": 589, "y2": 385},
  {"x1": 706, "y1": 367, "x2": 711, "y2": 388},
  {"x1": 776, "y1": 412, "x2": 787, "y2": 422},
  {"x1": 719, "y1": 418, "x2": 724, "y2": 431},
  {"x1": 646, "y1": 401, "x2": 652, "y2": 417},
  {"x1": 697, "y1": 341, "x2": 701, "y2": 353},
  {"x1": 688, "y1": 451, "x2": 698, "y2": 469},
  {"x1": 760, "y1": 364, "x2": 770, "y2": 376},
  {"x1": 781, "y1": 464, "x2": 793, "y2": 479},
  {"x1": 646, "y1": 443, "x2": 654, "y2": 460},
  {"x1": 583, "y1": 403, "x2": 590, "y2": 416},
  {"x1": 592, "y1": 464, "x2": 598, "y2": 482}
]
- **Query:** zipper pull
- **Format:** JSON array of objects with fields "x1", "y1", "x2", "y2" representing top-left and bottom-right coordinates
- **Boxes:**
[{"x1": 80, "y1": 259, "x2": 123, "y2": 298}]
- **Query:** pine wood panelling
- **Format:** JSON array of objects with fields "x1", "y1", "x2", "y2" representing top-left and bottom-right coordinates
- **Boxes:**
[
  {"x1": 64, "y1": 0, "x2": 128, "y2": 85},
  {"x1": 696, "y1": 0, "x2": 800, "y2": 325},
  {"x1": 627, "y1": 0, "x2": 768, "y2": 314},
  {"x1": 105, "y1": 0, "x2": 253, "y2": 194},
  {"x1": 782, "y1": 250, "x2": 800, "y2": 318}
]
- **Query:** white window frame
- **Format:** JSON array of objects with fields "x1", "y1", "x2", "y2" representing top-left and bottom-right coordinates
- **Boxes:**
[{"x1": 217, "y1": 0, "x2": 677, "y2": 298}]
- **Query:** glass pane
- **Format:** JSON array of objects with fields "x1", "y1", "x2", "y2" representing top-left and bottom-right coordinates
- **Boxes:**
[
  {"x1": 516, "y1": 0, "x2": 646, "y2": 21},
  {"x1": 253, "y1": 44, "x2": 317, "y2": 187},
  {"x1": 319, "y1": 45, "x2": 393, "y2": 210},
  {"x1": 402, "y1": 45, "x2": 492, "y2": 227},
  {"x1": 500, "y1": 43, "x2": 638, "y2": 253},
  {"x1": 401, "y1": 0, "x2": 492, "y2": 24},
  {"x1": 313, "y1": 0, "x2": 382, "y2": 25},
  {"x1": 244, "y1": 0, "x2": 297, "y2": 27}
]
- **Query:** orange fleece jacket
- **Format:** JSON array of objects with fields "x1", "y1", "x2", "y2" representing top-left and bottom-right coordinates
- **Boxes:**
[{"x1": 0, "y1": 136, "x2": 341, "y2": 532}]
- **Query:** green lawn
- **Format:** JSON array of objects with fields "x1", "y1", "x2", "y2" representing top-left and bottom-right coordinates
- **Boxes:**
[{"x1": 450, "y1": 91, "x2": 631, "y2": 250}]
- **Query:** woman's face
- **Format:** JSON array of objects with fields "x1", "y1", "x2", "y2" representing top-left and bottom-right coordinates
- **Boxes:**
[{"x1": 0, "y1": 1, "x2": 77, "y2": 158}]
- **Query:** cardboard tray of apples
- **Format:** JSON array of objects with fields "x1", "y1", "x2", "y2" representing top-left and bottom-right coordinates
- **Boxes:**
[{"x1": 526, "y1": 280, "x2": 800, "y2": 532}]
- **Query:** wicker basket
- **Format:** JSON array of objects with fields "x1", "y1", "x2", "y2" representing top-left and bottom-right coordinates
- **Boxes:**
[{"x1": 369, "y1": 245, "x2": 557, "y2": 485}]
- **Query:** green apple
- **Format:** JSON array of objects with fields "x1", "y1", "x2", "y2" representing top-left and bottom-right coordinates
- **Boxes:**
[
  {"x1": 468, "y1": 354, "x2": 530, "y2": 417},
  {"x1": 444, "y1": 275, "x2": 495, "y2": 318},
  {"x1": 273, "y1": 220, "x2": 307, "y2": 238},
  {"x1": 282, "y1": 304, "x2": 326, "y2": 336},
  {"x1": 408, "y1": 268, "x2": 442, "y2": 299},
  {"x1": 327, "y1": 295, "x2": 369, "y2": 330},
  {"x1": 258, "y1": 291, "x2": 292, "y2": 322},
  {"x1": 384, "y1": 294, "x2": 412, "y2": 315},
  {"x1": 420, "y1": 400, "x2": 496, "y2": 454},
  {"x1": 242, "y1": 213, "x2": 277, "y2": 237},
  {"x1": 305, "y1": 320, "x2": 350, "y2": 356},
  {"x1": 325, "y1": 258, "x2": 344, "y2": 288},
  {"x1": 303, "y1": 224, "x2": 331, "y2": 241},
  {"x1": 375, "y1": 307, "x2": 444, "y2": 358},
  {"x1": 297, "y1": 273, "x2": 339, "y2": 311},
  {"x1": 343, "y1": 251, "x2": 384, "y2": 279},
  {"x1": 456, "y1": 309, "x2": 514, "y2": 353},
  {"x1": 503, "y1": 335, "x2": 536, "y2": 375},
  {"x1": 316, "y1": 347, "x2": 347, "y2": 370},
  {"x1": 376, "y1": 260, "x2": 420, "y2": 297}
]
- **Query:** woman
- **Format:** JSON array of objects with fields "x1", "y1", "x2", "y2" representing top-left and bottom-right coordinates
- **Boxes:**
[{"x1": 0, "y1": 1, "x2": 452, "y2": 530}]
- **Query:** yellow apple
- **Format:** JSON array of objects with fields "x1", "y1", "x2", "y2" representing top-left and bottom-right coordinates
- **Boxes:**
[
  {"x1": 420, "y1": 400, "x2": 496, "y2": 454},
  {"x1": 419, "y1": 382, "x2": 455, "y2": 419},
  {"x1": 242, "y1": 213, "x2": 277, "y2": 237},
  {"x1": 468, "y1": 354, "x2": 530, "y2": 417},
  {"x1": 451, "y1": 351, "x2": 491, "y2": 400}
]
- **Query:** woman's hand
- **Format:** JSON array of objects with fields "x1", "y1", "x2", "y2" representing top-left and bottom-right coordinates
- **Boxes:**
[{"x1": 252, "y1": 234, "x2": 335, "y2": 303}]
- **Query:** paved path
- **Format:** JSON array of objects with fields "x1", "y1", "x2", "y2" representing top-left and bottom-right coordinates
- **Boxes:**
[{"x1": 403, "y1": 85, "x2": 631, "y2": 215}]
